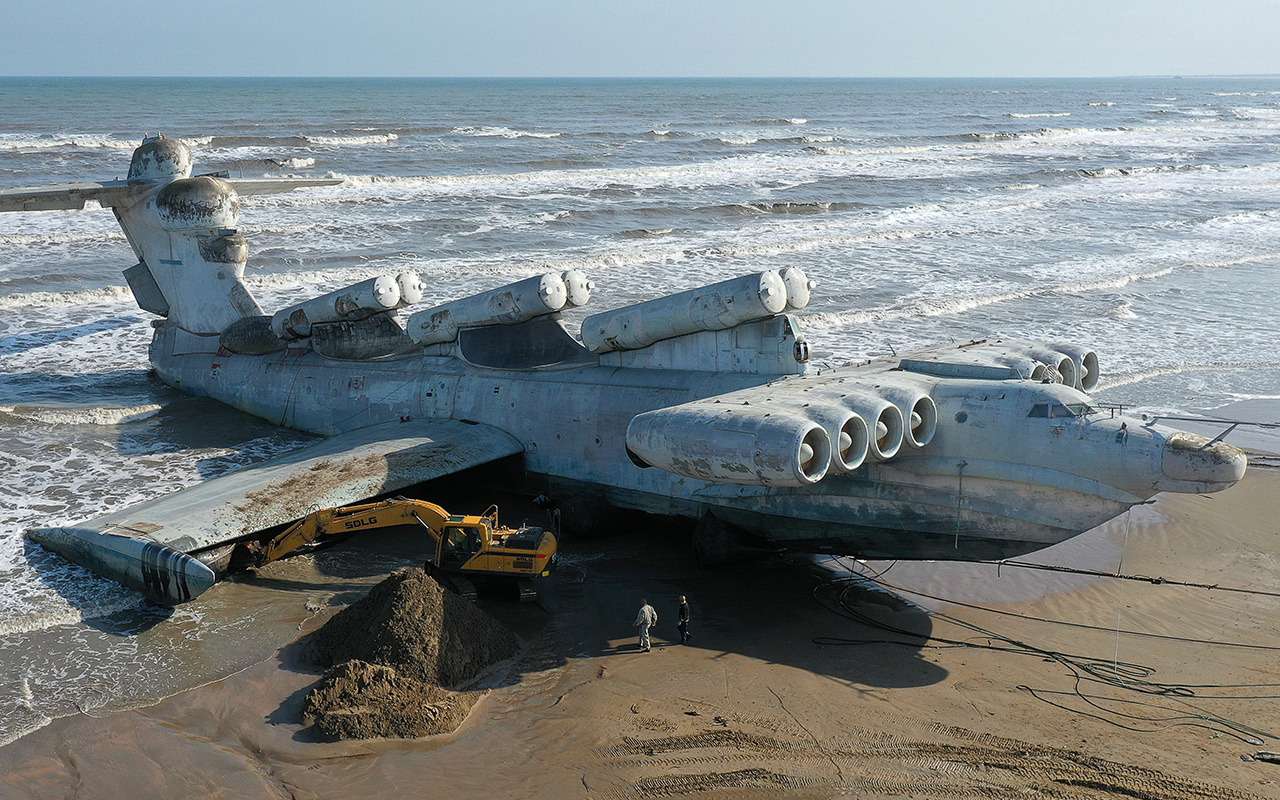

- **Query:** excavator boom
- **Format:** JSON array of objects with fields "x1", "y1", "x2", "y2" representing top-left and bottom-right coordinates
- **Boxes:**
[
  {"x1": 255, "y1": 497, "x2": 456, "y2": 565},
  {"x1": 248, "y1": 497, "x2": 557, "y2": 599}
]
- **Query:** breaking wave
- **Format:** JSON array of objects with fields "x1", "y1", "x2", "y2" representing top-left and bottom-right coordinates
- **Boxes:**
[
  {"x1": 751, "y1": 117, "x2": 808, "y2": 125},
  {"x1": 1007, "y1": 112, "x2": 1072, "y2": 118},
  {"x1": 1096, "y1": 361, "x2": 1280, "y2": 391},
  {"x1": 802, "y1": 267, "x2": 1179, "y2": 330},
  {"x1": 958, "y1": 126, "x2": 1128, "y2": 142},
  {"x1": 0, "y1": 286, "x2": 132, "y2": 310},
  {"x1": 0, "y1": 403, "x2": 163, "y2": 427},
  {"x1": 1088, "y1": 101, "x2": 1116, "y2": 107},
  {"x1": 0, "y1": 134, "x2": 219, "y2": 152},
  {"x1": 452, "y1": 126, "x2": 561, "y2": 139},
  {"x1": 304, "y1": 132, "x2": 400, "y2": 146}
]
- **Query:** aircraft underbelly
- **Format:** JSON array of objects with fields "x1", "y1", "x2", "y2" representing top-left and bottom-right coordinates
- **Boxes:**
[{"x1": 149, "y1": 341, "x2": 1134, "y2": 558}]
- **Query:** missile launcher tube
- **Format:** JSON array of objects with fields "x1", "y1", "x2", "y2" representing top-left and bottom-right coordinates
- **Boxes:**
[
  {"x1": 270, "y1": 275, "x2": 401, "y2": 339},
  {"x1": 407, "y1": 272, "x2": 569, "y2": 346},
  {"x1": 581, "y1": 270, "x2": 788, "y2": 354}
]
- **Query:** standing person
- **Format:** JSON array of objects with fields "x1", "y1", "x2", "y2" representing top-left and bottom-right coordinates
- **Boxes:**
[
  {"x1": 634, "y1": 598, "x2": 658, "y2": 652},
  {"x1": 677, "y1": 595, "x2": 691, "y2": 644}
]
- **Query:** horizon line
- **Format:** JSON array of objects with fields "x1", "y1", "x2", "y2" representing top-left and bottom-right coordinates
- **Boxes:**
[{"x1": 2, "y1": 72, "x2": 1280, "y2": 81}]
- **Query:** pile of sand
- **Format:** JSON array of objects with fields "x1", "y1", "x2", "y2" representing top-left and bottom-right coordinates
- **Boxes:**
[
  {"x1": 302, "y1": 660, "x2": 478, "y2": 739},
  {"x1": 303, "y1": 568, "x2": 520, "y2": 739}
]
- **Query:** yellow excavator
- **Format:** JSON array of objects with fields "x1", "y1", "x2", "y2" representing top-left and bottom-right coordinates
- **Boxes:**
[{"x1": 245, "y1": 498, "x2": 557, "y2": 601}]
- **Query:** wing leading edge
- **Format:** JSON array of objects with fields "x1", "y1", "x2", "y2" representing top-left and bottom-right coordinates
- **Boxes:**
[{"x1": 26, "y1": 419, "x2": 524, "y2": 603}]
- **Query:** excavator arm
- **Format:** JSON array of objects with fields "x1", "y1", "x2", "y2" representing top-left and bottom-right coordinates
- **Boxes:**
[{"x1": 252, "y1": 497, "x2": 457, "y2": 567}]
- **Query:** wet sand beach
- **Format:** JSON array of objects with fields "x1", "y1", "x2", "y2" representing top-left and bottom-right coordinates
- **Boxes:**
[{"x1": 2, "y1": 460, "x2": 1277, "y2": 799}]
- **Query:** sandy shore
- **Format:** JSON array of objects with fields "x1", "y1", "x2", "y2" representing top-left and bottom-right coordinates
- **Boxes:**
[{"x1": 2, "y1": 464, "x2": 1278, "y2": 798}]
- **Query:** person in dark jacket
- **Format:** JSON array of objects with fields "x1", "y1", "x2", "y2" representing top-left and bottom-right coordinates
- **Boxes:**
[{"x1": 677, "y1": 595, "x2": 691, "y2": 644}]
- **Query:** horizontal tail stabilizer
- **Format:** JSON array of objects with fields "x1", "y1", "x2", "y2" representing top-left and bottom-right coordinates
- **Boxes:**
[
  {"x1": 0, "y1": 180, "x2": 131, "y2": 212},
  {"x1": 227, "y1": 177, "x2": 343, "y2": 195}
]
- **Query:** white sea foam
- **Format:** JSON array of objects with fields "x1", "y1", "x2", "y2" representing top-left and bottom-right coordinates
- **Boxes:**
[
  {"x1": 1088, "y1": 101, "x2": 1116, "y2": 107},
  {"x1": 278, "y1": 156, "x2": 316, "y2": 168},
  {"x1": 1007, "y1": 112, "x2": 1072, "y2": 118},
  {"x1": 452, "y1": 126, "x2": 561, "y2": 139},
  {"x1": 303, "y1": 132, "x2": 399, "y2": 146},
  {"x1": 0, "y1": 285, "x2": 132, "y2": 310},
  {"x1": 802, "y1": 267, "x2": 1178, "y2": 331},
  {"x1": 0, "y1": 134, "x2": 211, "y2": 152},
  {"x1": 1097, "y1": 362, "x2": 1280, "y2": 391},
  {"x1": 0, "y1": 403, "x2": 163, "y2": 426}
]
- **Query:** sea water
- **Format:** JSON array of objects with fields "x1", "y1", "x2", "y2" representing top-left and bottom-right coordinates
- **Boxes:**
[{"x1": 1, "y1": 76, "x2": 1278, "y2": 744}]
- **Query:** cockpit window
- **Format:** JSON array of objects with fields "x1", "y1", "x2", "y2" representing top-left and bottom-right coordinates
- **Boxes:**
[{"x1": 1028, "y1": 401, "x2": 1098, "y2": 418}]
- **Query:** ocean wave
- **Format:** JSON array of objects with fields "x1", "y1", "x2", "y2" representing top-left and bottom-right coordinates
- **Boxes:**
[
  {"x1": 304, "y1": 132, "x2": 400, "y2": 146},
  {"x1": 452, "y1": 126, "x2": 561, "y2": 139},
  {"x1": 0, "y1": 286, "x2": 132, "y2": 310},
  {"x1": 0, "y1": 403, "x2": 162, "y2": 427},
  {"x1": 0, "y1": 230, "x2": 126, "y2": 246},
  {"x1": 619, "y1": 227, "x2": 675, "y2": 239},
  {"x1": 1007, "y1": 112, "x2": 1072, "y2": 118},
  {"x1": 1096, "y1": 361, "x2": 1280, "y2": 391},
  {"x1": 1108, "y1": 300, "x2": 1138, "y2": 320},
  {"x1": 0, "y1": 134, "x2": 216, "y2": 152},
  {"x1": 1076, "y1": 163, "x2": 1210, "y2": 178},
  {"x1": 802, "y1": 267, "x2": 1178, "y2": 330},
  {"x1": 959, "y1": 126, "x2": 1127, "y2": 142},
  {"x1": 277, "y1": 156, "x2": 316, "y2": 169},
  {"x1": 1088, "y1": 101, "x2": 1116, "y2": 107},
  {"x1": 751, "y1": 117, "x2": 807, "y2": 125}
]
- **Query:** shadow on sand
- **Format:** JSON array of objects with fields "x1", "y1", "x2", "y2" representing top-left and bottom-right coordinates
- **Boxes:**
[{"x1": 261, "y1": 503, "x2": 947, "y2": 741}]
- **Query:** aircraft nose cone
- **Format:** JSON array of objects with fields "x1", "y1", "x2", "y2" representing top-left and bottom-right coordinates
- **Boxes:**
[{"x1": 1160, "y1": 432, "x2": 1247, "y2": 491}]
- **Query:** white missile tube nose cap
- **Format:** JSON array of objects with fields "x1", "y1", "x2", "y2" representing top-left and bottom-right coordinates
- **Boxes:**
[
  {"x1": 780, "y1": 267, "x2": 814, "y2": 311},
  {"x1": 536, "y1": 272, "x2": 570, "y2": 312},
  {"x1": 757, "y1": 270, "x2": 788, "y2": 315},
  {"x1": 370, "y1": 275, "x2": 402, "y2": 309},
  {"x1": 395, "y1": 272, "x2": 425, "y2": 307},
  {"x1": 562, "y1": 270, "x2": 593, "y2": 307}
]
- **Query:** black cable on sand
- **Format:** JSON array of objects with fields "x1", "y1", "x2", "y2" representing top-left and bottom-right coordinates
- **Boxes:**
[{"x1": 811, "y1": 563, "x2": 1279, "y2": 746}]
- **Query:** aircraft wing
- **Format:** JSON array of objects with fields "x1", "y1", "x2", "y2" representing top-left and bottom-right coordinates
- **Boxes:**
[
  {"x1": 0, "y1": 180, "x2": 132, "y2": 212},
  {"x1": 227, "y1": 177, "x2": 343, "y2": 195},
  {"x1": 26, "y1": 419, "x2": 524, "y2": 603}
]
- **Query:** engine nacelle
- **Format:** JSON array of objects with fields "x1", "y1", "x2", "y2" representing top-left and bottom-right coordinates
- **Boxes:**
[
  {"x1": 626, "y1": 403, "x2": 831, "y2": 487},
  {"x1": 872, "y1": 378, "x2": 938, "y2": 448},
  {"x1": 581, "y1": 271, "x2": 790, "y2": 354},
  {"x1": 803, "y1": 389, "x2": 904, "y2": 462},
  {"x1": 407, "y1": 272, "x2": 569, "y2": 346},
  {"x1": 1050, "y1": 342, "x2": 1100, "y2": 391},
  {"x1": 800, "y1": 402, "x2": 868, "y2": 473}
]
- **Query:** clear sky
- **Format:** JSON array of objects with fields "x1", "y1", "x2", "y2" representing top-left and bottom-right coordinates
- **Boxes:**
[{"x1": 1, "y1": 0, "x2": 1277, "y2": 78}]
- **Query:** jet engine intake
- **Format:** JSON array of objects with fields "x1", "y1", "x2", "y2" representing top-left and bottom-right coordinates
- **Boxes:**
[
  {"x1": 1050, "y1": 342, "x2": 1100, "y2": 391},
  {"x1": 626, "y1": 403, "x2": 831, "y2": 486},
  {"x1": 874, "y1": 381, "x2": 938, "y2": 448},
  {"x1": 825, "y1": 392, "x2": 904, "y2": 462},
  {"x1": 801, "y1": 403, "x2": 868, "y2": 473}
]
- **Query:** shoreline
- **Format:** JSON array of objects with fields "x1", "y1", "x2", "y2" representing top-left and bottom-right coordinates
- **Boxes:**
[{"x1": 3, "y1": 465, "x2": 1278, "y2": 798}]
